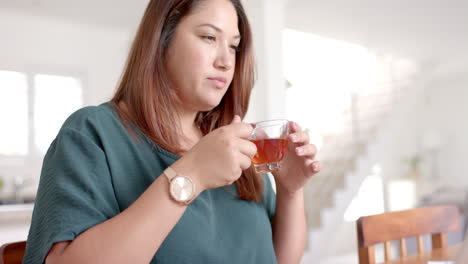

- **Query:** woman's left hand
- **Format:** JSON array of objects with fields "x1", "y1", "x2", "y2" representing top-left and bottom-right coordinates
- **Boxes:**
[{"x1": 272, "y1": 121, "x2": 321, "y2": 195}]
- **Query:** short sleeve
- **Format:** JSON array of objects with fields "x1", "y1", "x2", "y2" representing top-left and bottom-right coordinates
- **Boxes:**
[
  {"x1": 262, "y1": 174, "x2": 277, "y2": 220},
  {"x1": 23, "y1": 128, "x2": 120, "y2": 264}
]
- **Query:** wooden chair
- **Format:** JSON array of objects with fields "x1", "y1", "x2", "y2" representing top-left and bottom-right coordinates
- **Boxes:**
[
  {"x1": 356, "y1": 205, "x2": 460, "y2": 264},
  {"x1": 0, "y1": 241, "x2": 26, "y2": 264}
]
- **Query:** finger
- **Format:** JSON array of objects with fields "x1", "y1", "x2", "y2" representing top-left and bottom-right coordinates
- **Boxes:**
[
  {"x1": 289, "y1": 130, "x2": 310, "y2": 144},
  {"x1": 238, "y1": 139, "x2": 257, "y2": 159},
  {"x1": 229, "y1": 122, "x2": 254, "y2": 139},
  {"x1": 311, "y1": 160, "x2": 321, "y2": 173},
  {"x1": 239, "y1": 152, "x2": 253, "y2": 170},
  {"x1": 295, "y1": 144, "x2": 317, "y2": 158},
  {"x1": 306, "y1": 160, "x2": 321, "y2": 174},
  {"x1": 288, "y1": 121, "x2": 302, "y2": 133}
]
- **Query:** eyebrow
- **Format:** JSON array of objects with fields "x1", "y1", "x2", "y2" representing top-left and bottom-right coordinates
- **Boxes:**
[{"x1": 197, "y1": 23, "x2": 241, "y2": 39}]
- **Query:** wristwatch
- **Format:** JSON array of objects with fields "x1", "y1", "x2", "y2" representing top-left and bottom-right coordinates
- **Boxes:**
[{"x1": 163, "y1": 166, "x2": 196, "y2": 205}]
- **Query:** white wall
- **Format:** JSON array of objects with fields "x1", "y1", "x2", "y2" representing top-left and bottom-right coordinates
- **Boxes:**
[
  {"x1": 419, "y1": 70, "x2": 468, "y2": 187},
  {"x1": 0, "y1": 9, "x2": 132, "y2": 200},
  {"x1": 0, "y1": 9, "x2": 131, "y2": 105},
  {"x1": 379, "y1": 66, "x2": 468, "y2": 189},
  {"x1": 242, "y1": 0, "x2": 287, "y2": 122}
]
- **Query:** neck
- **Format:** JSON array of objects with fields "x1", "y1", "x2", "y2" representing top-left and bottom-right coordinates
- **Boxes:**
[{"x1": 175, "y1": 105, "x2": 202, "y2": 151}]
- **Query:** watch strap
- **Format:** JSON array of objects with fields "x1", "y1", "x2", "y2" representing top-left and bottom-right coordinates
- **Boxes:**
[{"x1": 164, "y1": 166, "x2": 177, "y2": 181}]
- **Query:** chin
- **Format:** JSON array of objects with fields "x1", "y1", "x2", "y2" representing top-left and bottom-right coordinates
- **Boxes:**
[
  {"x1": 199, "y1": 102, "x2": 221, "y2": 112},
  {"x1": 198, "y1": 97, "x2": 224, "y2": 112},
  {"x1": 193, "y1": 89, "x2": 227, "y2": 111}
]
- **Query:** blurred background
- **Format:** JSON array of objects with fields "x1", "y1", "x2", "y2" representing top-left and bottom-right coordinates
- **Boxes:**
[{"x1": 0, "y1": 0, "x2": 467, "y2": 263}]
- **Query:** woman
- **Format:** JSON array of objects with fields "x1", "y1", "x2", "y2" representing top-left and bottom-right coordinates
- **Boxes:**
[{"x1": 23, "y1": 0, "x2": 321, "y2": 263}]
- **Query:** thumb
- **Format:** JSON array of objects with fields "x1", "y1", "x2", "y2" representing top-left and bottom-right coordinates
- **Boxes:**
[{"x1": 231, "y1": 115, "x2": 242, "y2": 124}]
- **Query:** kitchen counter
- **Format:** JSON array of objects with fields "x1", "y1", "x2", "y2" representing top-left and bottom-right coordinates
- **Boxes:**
[{"x1": 0, "y1": 203, "x2": 34, "y2": 224}]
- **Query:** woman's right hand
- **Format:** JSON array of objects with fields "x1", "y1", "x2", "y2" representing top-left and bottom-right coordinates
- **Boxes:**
[{"x1": 171, "y1": 115, "x2": 257, "y2": 194}]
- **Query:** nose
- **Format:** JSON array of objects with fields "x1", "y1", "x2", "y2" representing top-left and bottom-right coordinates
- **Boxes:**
[{"x1": 214, "y1": 43, "x2": 234, "y2": 71}]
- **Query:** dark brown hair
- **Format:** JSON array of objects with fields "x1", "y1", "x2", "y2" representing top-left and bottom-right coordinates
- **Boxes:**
[{"x1": 111, "y1": 0, "x2": 263, "y2": 201}]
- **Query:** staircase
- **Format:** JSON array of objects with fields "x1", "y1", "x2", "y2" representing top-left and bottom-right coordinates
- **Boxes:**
[{"x1": 302, "y1": 82, "x2": 416, "y2": 261}]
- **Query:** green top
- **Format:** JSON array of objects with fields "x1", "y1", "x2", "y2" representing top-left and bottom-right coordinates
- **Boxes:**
[{"x1": 23, "y1": 102, "x2": 277, "y2": 264}]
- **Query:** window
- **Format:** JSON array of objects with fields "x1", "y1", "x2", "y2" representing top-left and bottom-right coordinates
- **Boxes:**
[
  {"x1": 0, "y1": 71, "x2": 29, "y2": 156},
  {"x1": 34, "y1": 74, "x2": 83, "y2": 153},
  {"x1": 0, "y1": 70, "x2": 83, "y2": 157}
]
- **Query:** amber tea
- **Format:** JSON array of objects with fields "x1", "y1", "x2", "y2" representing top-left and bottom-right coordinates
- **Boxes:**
[
  {"x1": 250, "y1": 138, "x2": 288, "y2": 166},
  {"x1": 249, "y1": 119, "x2": 289, "y2": 173}
]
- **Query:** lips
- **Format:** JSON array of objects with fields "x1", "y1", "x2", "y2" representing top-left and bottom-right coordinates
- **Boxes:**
[{"x1": 208, "y1": 77, "x2": 227, "y2": 89}]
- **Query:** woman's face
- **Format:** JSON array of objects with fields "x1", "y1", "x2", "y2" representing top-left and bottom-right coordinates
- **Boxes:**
[{"x1": 165, "y1": 0, "x2": 240, "y2": 112}]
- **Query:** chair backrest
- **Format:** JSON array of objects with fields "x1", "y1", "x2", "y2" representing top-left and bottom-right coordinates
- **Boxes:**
[
  {"x1": 356, "y1": 205, "x2": 460, "y2": 264},
  {"x1": 0, "y1": 241, "x2": 26, "y2": 264}
]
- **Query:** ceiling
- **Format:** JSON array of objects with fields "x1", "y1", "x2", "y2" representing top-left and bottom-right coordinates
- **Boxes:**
[
  {"x1": 285, "y1": 0, "x2": 468, "y2": 63},
  {"x1": 1, "y1": 0, "x2": 467, "y2": 65},
  {"x1": 0, "y1": 0, "x2": 148, "y2": 29}
]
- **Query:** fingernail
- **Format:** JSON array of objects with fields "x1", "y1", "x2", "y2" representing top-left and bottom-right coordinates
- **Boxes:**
[
  {"x1": 313, "y1": 163, "x2": 320, "y2": 171},
  {"x1": 296, "y1": 147, "x2": 302, "y2": 154}
]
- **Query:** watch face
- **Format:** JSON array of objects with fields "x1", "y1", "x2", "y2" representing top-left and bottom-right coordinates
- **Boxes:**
[{"x1": 170, "y1": 176, "x2": 194, "y2": 202}]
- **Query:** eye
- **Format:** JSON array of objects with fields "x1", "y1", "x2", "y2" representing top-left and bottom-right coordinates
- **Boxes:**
[
  {"x1": 230, "y1": 45, "x2": 240, "y2": 53},
  {"x1": 201, "y1": 35, "x2": 216, "y2": 42}
]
